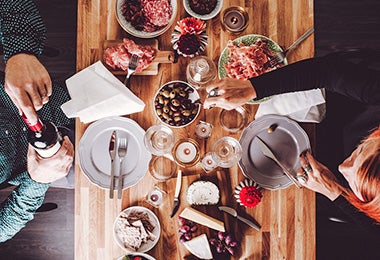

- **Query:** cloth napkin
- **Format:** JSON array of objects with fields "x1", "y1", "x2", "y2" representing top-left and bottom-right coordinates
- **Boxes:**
[
  {"x1": 61, "y1": 61, "x2": 145, "y2": 123},
  {"x1": 254, "y1": 89, "x2": 326, "y2": 123}
]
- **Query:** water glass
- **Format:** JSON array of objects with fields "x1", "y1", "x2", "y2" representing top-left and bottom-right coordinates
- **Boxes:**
[
  {"x1": 211, "y1": 136, "x2": 243, "y2": 168},
  {"x1": 144, "y1": 124, "x2": 175, "y2": 156},
  {"x1": 149, "y1": 155, "x2": 177, "y2": 182}
]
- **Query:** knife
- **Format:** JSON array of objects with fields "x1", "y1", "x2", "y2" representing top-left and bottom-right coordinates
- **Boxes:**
[
  {"x1": 255, "y1": 136, "x2": 302, "y2": 188},
  {"x1": 170, "y1": 170, "x2": 182, "y2": 218},
  {"x1": 108, "y1": 130, "x2": 117, "y2": 198},
  {"x1": 218, "y1": 206, "x2": 261, "y2": 231}
]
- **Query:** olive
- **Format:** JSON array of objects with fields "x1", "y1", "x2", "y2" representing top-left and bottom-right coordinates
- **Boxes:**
[
  {"x1": 162, "y1": 113, "x2": 170, "y2": 120},
  {"x1": 156, "y1": 108, "x2": 163, "y2": 116},
  {"x1": 169, "y1": 90, "x2": 176, "y2": 99},
  {"x1": 174, "y1": 116, "x2": 182, "y2": 122},
  {"x1": 162, "y1": 90, "x2": 170, "y2": 98},
  {"x1": 158, "y1": 95, "x2": 164, "y2": 104},
  {"x1": 179, "y1": 90, "x2": 187, "y2": 98},
  {"x1": 192, "y1": 108, "x2": 198, "y2": 115},
  {"x1": 182, "y1": 110, "x2": 191, "y2": 117},
  {"x1": 171, "y1": 99, "x2": 180, "y2": 107},
  {"x1": 170, "y1": 105, "x2": 178, "y2": 112},
  {"x1": 163, "y1": 106, "x2": 170, "y2": 113}
]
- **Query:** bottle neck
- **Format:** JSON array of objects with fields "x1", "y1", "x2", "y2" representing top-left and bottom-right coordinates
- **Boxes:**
[{"x1": 21, "y1": 114, "x2": 44, "y2": 132}]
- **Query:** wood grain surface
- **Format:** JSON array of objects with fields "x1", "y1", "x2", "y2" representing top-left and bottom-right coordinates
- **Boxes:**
[{"x1": 75, "y1": 0, "x2": 315, "y2": 259}]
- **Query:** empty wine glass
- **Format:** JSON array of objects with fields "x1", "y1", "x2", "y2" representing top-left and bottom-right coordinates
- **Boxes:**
[
  {"x1": 186, "y1": 56, "x2": 217, "y2": 89},
  {"x1": 211, "y1": 136, "x2": 242, "y2": 168},
  {"x1": 144, "y1": 124, "x2": 175, "y2": 156},
  {"x1": 149, "y1": 156, "x2": 177, "y2": 182}
]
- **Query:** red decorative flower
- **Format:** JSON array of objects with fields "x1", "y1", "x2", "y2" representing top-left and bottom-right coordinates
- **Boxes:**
[
  {"x1": 238, "y1": 186, "x2": 262, "y2": 208},
  {"x1": 177, "y1": 17, "x2": 206, "y2": 35}
]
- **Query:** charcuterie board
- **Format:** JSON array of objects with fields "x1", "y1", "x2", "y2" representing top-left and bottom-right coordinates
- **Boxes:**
[{"x1": 102, "y1": 39, "x2": 176, "y2": 75}]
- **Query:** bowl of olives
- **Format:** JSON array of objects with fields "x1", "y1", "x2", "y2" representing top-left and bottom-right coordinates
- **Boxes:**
[{"x1": 154, "y1": 81, "x2": 201, "y2": 128}]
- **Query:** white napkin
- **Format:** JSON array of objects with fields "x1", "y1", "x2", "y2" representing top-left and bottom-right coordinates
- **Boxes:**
[
  {"x1": 61, "y1": 61, "x2": 145, "y2": 123},
  {"x1": 255, "y1": 89, "x2": 326, "y2": 123}
]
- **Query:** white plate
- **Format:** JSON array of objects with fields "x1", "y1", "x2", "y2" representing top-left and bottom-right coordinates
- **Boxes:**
[
  {"x1": 183, "y1": 0, "x2": 223, "y2": 20},
  {"x1": 239, "y1": 115, "x2": 310, "y2": 190},
  {"x1": 114, "y1": 206, "x2": 161, "y2": 253},
  {"x1": 78, "y1": 116, "x2": 151, "y2": 189},
  {"x1": 116, "y1": 0, "x2": 177, "y2": 38}
]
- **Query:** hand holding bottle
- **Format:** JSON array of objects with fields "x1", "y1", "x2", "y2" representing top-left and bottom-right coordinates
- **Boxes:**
[{"x1": 27, "y1": 136, "x2": 74, "y2": 184}]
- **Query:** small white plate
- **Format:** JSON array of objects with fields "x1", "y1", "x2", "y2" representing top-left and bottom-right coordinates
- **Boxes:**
[
  {"x1": 114, "y1": 206, "x2": 161, "y2": 253},
  {"x1": 78, "y1": 116, "x2": 151, "y2": 190},
  {"x1": 183, "y1": 0, "x2": 223, "y2": 20}
]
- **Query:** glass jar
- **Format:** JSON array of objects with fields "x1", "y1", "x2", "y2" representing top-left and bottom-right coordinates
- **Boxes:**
[{"x1": 186, "y1": 56, "x2": 217, "y2": 89}]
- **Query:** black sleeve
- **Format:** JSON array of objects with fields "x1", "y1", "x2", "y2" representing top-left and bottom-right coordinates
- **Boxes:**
[{"x1": 249, "y1": 56, "x2": 380, "y2": 106}]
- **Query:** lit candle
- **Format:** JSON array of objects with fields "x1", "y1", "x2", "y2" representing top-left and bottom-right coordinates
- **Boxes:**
[
  {"x1": 195, "y1": 121, "x2": 213, "y2": 139},
  {"x1": 173, "y1": 139, "x2": 200, "y2": 167},
  {"x1": 222, "y1": 6, "x2": 248, "y2": 33}
]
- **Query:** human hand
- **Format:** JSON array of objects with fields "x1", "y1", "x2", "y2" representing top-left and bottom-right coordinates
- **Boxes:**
[
  {"x1": 27, "y1": 136, "x2": 74, "y2": 184},
  {"x1": 203, "y1": 78, "x2": 257, "y2": 110},
  {"x1": 4, "y1": 53, "x2": 52, "y2": 124},
  {"x1": 298, "y1": 151, "x2": 342, "y2": 201}
]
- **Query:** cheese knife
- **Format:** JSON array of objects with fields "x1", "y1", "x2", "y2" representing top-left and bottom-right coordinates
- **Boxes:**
[
  {"x1": 170, "y1": 170, "x2": 182, "y2": 218},
  {"x1": 108, "y1": 130, "x2": 117, "y2": 198},
  {"x1": 255, "y1": 136, "x2": 302, "y2": 188},
  {"x1": 218, "y1": 206, "x2": 261, "y2": 231}
]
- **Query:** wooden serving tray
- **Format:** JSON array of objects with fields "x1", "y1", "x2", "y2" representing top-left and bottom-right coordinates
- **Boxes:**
[{"x1": 102, "y1": 39, "x2": 176, "y2": 75}]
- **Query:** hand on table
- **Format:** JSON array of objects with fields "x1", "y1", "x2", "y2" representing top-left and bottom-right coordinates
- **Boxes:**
[
  {"x1": 203, "y1": 78, "x2": 257, "y2": 110},
  {"x1": 298, "y1": 151, "x2": 342, "y2": 201},
  {"x1": 28, "y1": 136, "x2": 74, "y2": 184},
  {"x1": 4, "y1": 53, "x2": 52, "y2": 124}
]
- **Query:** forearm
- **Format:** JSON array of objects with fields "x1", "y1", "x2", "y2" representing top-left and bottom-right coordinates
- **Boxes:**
[
  {"x1": 0, "y1": 171, "x2": 48, "y2": 242},
  {"x1": 0, "y1": 0, "x2": 46, "y2": 62},
  {"x1": 250, "y1": 56, "x2": 380, "y2": 105}
]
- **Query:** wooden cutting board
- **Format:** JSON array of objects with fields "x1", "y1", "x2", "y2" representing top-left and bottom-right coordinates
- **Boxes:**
[{"x1": 102, "y1": 39, "x2": 175, "y2": 75}]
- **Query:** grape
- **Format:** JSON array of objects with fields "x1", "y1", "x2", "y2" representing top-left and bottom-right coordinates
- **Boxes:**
[
  {"x1": 217, "y1": 231, "x2": 225, "y2": 241},
  {"x1": 227, "y1": 247, "x2": 235, "y2": 255},
  {"x1": 184, "y1": 232, "x2": 192, "y2": 240},
  {"x1": 216, "y1": 244, "x2": 223, "y2": 253},
  {"x1": 224, "y1": 235, "x2": 232, "y2": 246},
  {"x1": 179, "y1": 234, "x2": 186, "y2": 243},
  {"x1": 209, "y1": 238, "x2": 217, "y2": 246},
  {"x1": 229, "y1": 241, "x2": 238, "y2": 247},
  {"x1": 178, "y1": 217, "x2": 186, "y2": 226},
  {"x1": 180, "y1": 225, "x2": 190, "y2": 233},
  {"x1": 190, "y1": 225, "x2": 198, "y2": 232}
]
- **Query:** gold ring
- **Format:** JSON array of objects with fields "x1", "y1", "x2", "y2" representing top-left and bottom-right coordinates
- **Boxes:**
[
  {"x1": 303, "y1": 164, "x2": 312, "y2": 174},
  {"x1": 208, "y1": 88, "x2": 219, "y2": 97}
]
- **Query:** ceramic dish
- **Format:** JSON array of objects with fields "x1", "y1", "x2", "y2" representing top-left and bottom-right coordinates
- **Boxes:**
[
  {"x1": 153, "y1": 80, "x2": 201, "y2": 128},
  {"x1": 218, "y1": 34, "x2": 286, "y2": 104},
  {"x1": 239, "y1": 115, "x2": 310, "y2": 190},
  {"x1": 183, "y1": 0, "x2": 223, "y2": 20},
  {"x1": 78, "y1": 117, "x2": 151, "y2": 190},
  {"x1": 114, "y1": 206, "x2": 161, "y2": 253},
  {"x1": 118, "y1": 252, "x2": 156, "y2": 260},
  {"x1": 116, "y1": 0, "x2": 177, "y2": 38}
]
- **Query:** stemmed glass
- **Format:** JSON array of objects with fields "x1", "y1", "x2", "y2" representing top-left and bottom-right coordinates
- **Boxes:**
[
  {"x1": 211, "y1": 136, "x2": 243, "y2": 168},
  {"x1": 144, "y1": 124, "x2": 175, "y2": 156},
  {"x1": 186, "y1": 56, "x2": 217, "y2": 89}
]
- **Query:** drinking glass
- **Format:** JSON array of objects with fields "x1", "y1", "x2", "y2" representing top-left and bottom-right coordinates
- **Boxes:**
[
  {"x1": 149, "y1": 155, "x2": 177, "y2": 182},
  {"x1": 186, "y1": 56, "x2": 217, "y2": 89},
  {"x1": 219, "y1": 106, "x2": 248, "y2": 133},
  {"x1": 144, "y1": 124, "x2": 175, "y2": 156},
  {"x1": 211, "y1": 136, "x2": 243, "y2": 168}
]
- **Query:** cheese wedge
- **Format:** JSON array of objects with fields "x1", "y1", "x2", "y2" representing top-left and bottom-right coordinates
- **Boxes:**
[
  {"x1": 179, "y1": 207, "x2": 225, "y2": 232},
  {"x1": 183, "y1": 234, "x2": 213, "y2": 260}
]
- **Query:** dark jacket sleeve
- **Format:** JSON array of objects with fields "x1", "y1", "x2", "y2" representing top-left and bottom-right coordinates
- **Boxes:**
[
  {"x1": 0, "y1": 0, "x2": 46, "y2": 62},
  {"x1": 250, "y1": 56, "x2": 380, "y2": 106}
]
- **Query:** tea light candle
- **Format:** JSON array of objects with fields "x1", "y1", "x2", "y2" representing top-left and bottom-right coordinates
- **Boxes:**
[
  {"x1": 176, "y1": 141, "x2": 197, "y2": 163},
  {"x1": 195, "y1": 121, "x2": 213, "y2": 139},
  {"x1": 201, "y1": 152, "x2": 219, "y2": 172},
  {"x1": 149, "y1": 189, "x2": 163, "y2": 204},
  {"x1": 222, "y1": 6, "x2": 248, "y2": 33}
]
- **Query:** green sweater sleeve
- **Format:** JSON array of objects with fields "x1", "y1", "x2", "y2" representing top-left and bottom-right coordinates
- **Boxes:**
[
  {"x1": 0, "y1": 171, "x2": 49, "y2": 242},
  {"x1": 0, "y1": 0, "x2": 46, "y2": 62}
]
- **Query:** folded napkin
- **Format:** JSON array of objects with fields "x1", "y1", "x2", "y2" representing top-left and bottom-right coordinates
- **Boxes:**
[
  {"x1": 255, "y1": 89, "x2": 326, "y2": 123},
  {"x1": 61, "y1": 61, "x2": 145, "y2": 123}
]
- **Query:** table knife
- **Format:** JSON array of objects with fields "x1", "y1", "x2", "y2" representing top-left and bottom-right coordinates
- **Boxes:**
[
  {"x1": 108, "y1": 130, "x2": 117, "y2": 198},
  {"x1": 255, "y1": 136, "x2": 302, "y2": 188},
  {"x1": 218, "y1": 206, "x2": 261, "y2": 231},
  {"x1": 170, "y1": 170, "x2": 182, "y2": 218}
]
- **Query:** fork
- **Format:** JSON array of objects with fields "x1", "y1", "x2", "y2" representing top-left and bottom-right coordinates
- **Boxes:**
[
  {"x1": 124, "y1": 54, "x2": 140, "y2": 86},
  {"x1": 263, "y1": 28, "x2": 315, "y2": 69},
  {"x1": 117, "y1": 137, "x2": 128, "y2": 199}
]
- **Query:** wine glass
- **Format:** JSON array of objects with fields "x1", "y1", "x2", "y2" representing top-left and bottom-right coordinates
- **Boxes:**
[
  {"x1": 144, "y1": 124, "x2": 175, "y2": 156},
  {"x1": 219, "y1": 106, "x2": 248, "y2": 133},
  {"x1": 211, "y1": 136, "x2": 243, "y2": 168},
  {"x1": 186, "y1": 56, "x2": 217, "y2": 89},
  {"x1": 148, "y1": 155, "x2": 177, "y2": 182}
]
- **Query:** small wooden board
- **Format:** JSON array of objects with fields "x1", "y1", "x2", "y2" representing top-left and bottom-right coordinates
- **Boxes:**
[{"x1": 102, "y1": 39, "x2": 175, "y2": 75}]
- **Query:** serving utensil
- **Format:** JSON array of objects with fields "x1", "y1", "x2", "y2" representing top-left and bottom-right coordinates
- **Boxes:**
[
  {"x1": 170, "y1": 170, "x2": 182, "y2": 218},
  {"x1": 124, "y1": 54, "x2": 139, "y2": 86},
  {"x1": 218, "y1": 206, "x2": 261, "y2": 231},
  {"x1": 117, "y1": 137, "x2": 128, "y2": 199},
  {"x1": 255, "y1": 136, "x2": 302, "y2": 188},
  {"x1": 264, "y1": 28, "x2": 314, "y2": 69},
  {"x1": 108, "y1": 130, "x2": 117, "y2": 198}
]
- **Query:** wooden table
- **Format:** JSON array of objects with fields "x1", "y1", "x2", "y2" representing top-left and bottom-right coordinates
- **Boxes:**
[{"x1": 75, "y1": 0, "x2": 315, "y2": 259}]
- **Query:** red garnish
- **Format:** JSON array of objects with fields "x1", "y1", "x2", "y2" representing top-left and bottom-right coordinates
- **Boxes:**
[
  {"x1": 238, "y1": 186, "x2": 262, "y2": 208},
  {"x1": 177, "y1": 17, "x2": 205, "y2": 35},
  {"x1": 177, "y1": 34, "x2": 201, "y2": 55}
]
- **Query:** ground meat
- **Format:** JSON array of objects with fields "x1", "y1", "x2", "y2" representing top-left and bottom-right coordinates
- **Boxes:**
[{"x1": 189, "y1": 0, "x2": 217, "y2": 15}]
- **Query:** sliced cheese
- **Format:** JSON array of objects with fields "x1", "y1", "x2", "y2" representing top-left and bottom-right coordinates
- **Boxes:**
[
  {"x1": 179, "y1": 207, "x2": 225, "y2": 232},
  {"x1": 183, "y1": 234, "x2": 213, "y2": 260}
]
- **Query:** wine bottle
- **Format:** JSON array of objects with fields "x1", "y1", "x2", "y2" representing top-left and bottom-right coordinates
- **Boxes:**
[{"x1": 22, "y1": 115, "x2": 62, "y2": 158}]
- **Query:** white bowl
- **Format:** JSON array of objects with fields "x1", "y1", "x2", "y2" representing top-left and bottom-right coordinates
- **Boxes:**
[
  {"x1": 183, "y1": 0, "x2": 223, "y2": 20},
  {"x1": 116, "y1": 0, "x2": 177, "y2": 38},
  {"x1": 114, "y1": 206, "x2": 161, "y2": 253},
  {"x1": 118, "y1": 252, "x2": 156, "y2": 260},
  {"x1": 153, "y1": 80, "x2": 201, "y2": 128}
]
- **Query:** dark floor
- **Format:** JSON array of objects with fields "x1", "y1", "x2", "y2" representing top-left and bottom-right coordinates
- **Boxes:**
[{"x1": 1, "y1": 0, "x2": 380, "y2": 259}]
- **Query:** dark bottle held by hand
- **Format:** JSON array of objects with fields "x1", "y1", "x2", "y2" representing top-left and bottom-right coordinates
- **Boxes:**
[{"x1": 22, "y1": 115, "x2": 62, "y2": 158}]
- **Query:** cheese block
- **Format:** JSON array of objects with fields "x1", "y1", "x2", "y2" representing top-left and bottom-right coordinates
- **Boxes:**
[
  {"x1": 183, "y1": 234, "x2": 213, "y2": 260},
  {"x1": 179, "y1": 207, "x2": 225, "y2": 232}
]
